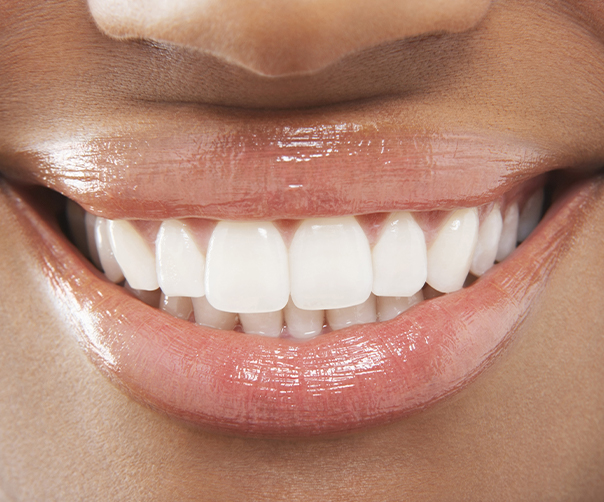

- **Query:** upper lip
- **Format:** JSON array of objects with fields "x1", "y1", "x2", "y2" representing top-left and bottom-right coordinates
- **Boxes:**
[{"x1": 2, "y1": 102, "x2": 577, "y2": 221}]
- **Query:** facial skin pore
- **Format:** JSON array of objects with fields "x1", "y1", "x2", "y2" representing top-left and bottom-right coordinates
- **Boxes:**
[{"x1": 0, "y1": 1, "x2": 604, "y2": 500}]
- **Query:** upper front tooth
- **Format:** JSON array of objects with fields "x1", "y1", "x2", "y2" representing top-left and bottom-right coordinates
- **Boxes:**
[
  {"x1": 289, "y1": 216, "x2": 373, "y2": 310},
  {"x1": 95, "y1": 217, "x2": 125, "y2": 283},
  {"x1": 496, "y1": 203, "x2": 519, "y2": 262},
  {"x1": 108, "y1": 220, "x2": 159, "y2": 291},
  {"x1": 372, "y1": 211, "x2": 427, "y2": 297},
  {"x1": 517, "y1": 188, "x2": 544, "y2": 242},
  {"x1": 156, "y1": 219, "x2": 205, "y2": 298},
  {"x1": 470, "y1": 205, "x2": 503, "y2": 277},
  {"x1": 85, "y1": 212, "x2": 102, "y2": 269},
  {"x1": 426, "y1": 208, "x2": 479, "y2": 293},
  {"x1": 205, "y1": 221, "x2": 289, "y2": 313}
]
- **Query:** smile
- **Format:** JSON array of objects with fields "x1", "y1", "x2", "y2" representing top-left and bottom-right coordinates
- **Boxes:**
[{"x1": 4, "y1": 116, "x2": 601, "y2": 438}]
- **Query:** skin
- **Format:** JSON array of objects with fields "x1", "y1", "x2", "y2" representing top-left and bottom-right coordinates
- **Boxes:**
[{"x1": 0, "y1": 0, "x2": 603, "y2": 500}]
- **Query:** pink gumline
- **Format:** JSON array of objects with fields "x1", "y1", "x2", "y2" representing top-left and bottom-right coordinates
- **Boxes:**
[{"x1": 13, "y1": 179, "x2": 595, "y2": 437}]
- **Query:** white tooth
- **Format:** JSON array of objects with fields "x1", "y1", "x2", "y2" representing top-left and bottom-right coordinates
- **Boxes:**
[
  {"x1": 85, "y1": 212, "x2": 102, "y2": 269},
  {"x1": 470, "y1": 205, "x2": 503, "y2": 277},
  {"x1": 496, "y1": 203, "x2": 519, "y2": 262},
  {"x1": 205, "y1": 221, "x2": 289, "y2": 313},
  {"x1": 160, "y1": 293, "x2": 194, "y2": 320},
  {"x1": 284, "y1": 298, "x2": 324, "y2": 339},
  {"x1": 376, "y1": 291, "x2": 424, "y2": 322},
  {"x1": 426, "y1": 208, "x2": 479, "y2": 293},
  {"x1": 66, "y1": 200, "x2": 88, "y2": 257},
  {"x1": 372, "y1": 211, "x2": 427, "y2": 297},
  {"x1": 191, "y1": 296, "x2": 238, "y2": 330},
  {"x1": 108, "y1": 220, "x2": 159, "y2": 291},
  {"x1": 239, "y1": 311, "x2": 283, "y2": 337},
  {"x1": 289, "y1": 216, "x2": 373, "y2": 310},
  {"x1": 326, "y1": 294, "x2": 376, "y2": 331},
  {"x1": 95, "y1": 217, "x2": 125, "y2": 283},
  {"x1": 124, "y1": 282, "x2": 161, "y2": 307},
  {"x1": 517, "y1": 188, "x2": 544, "y2": 242},
  {"x1": 156, "y1": 219, "x2": 205, "y2": 297}
]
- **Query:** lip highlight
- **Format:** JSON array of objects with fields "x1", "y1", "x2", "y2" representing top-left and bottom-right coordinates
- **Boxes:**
[{"x1": 4, "y1": 176, "x2": 600, "y2": 437}]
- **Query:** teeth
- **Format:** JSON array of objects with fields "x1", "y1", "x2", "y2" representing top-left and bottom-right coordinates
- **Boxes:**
[
  {"x1": 85, "y1": 212, "x2": 102, "y2": 269},
  {"x1": 426, "y1": 208, "x2": 479, "y2": 293},
  {"x1": 496, "y1": 203, "x2": 519, "y2": 262},
  {"x1": 239, "y1": 311, "x2": 284, "y2": 337},
  {"x1": 205, "y1": 221, "x2": 289, "y2": 313},
  {"x1": 289, "y1": 216, "x2": 373, "y2": 310},
  {"x1": 108, "y1": 220, "x2": 159, "y2": 291},
  {"x1": 124, "y1": 282, "x2": 161, "y2": 308},
  {"x1": 81, "y1": 186, "x2": 545, "y2": 339},
  {"x1": 517, "y1": 188, "x2": 544, "y2": 242},
  {"x1": 95, "y1": 217, "x2": 125, "y2": 283},
  {"x1": 66, "y1": 200, "x2": 89, "y2": 258},
  {"x1": 376, "y1": 291, "x2": 424, "y2": 322},
  {"x1": 470, "y1": 205, "x2": 503, "y2": 277},
  {"x1": 372, "y1": 211, "x2": 427, "y2": 297},
  {"x1": 191, "y1": 296, "x2": 238, "y2": 330},
  {"x1": 160, "y1": 294, "x2": 194, "y2": 321},
  {"x1": 156, "y1": 219, "x2": 205, "y2": 298},
  {"x1": 326, "y1": 294, "x2": 377, "y2": 331},
  {"x1": 284, "y1": 297, "x2": 325, "y2": 339}
]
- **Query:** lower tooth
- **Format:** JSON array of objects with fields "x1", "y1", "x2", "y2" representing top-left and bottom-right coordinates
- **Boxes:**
[
  {"x1": 326, "y1": 294, "x2": 377, "y2": 331},
  {"x1": 124, "y1": 282, "x2": 161, "y2": 308},
  {"x1": 95, "y1": 217, "x2": 125, "y2": 283},
  {"x1": 160, "y1": 294, "x2": 194, "y2": 320},
  {"x1": 284, "y1": 298, "x2": 324, "y2": 339},
  {"x1": 470, "y1": 205, "x2": 503, "y2": 277},
  {"x1": 496, "y1": 203, "x2": 519, "y2": 262},
  {"x1": 191, "y1": 296, "x2": 238, "y2": 330},
  {"x1": 376, "y1": 292, "x2": 423, "y2": 322},
  {"x1": 517, "y1": 188, "x2": 544, "y2": 242},
  {"x1": 239, "y1": 311, "x2": 284, "y2": 337}
]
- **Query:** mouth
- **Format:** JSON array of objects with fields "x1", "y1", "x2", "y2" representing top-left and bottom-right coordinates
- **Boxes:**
[{"x1": 2, "y1": 117, "x2": 602, "y2": 438}]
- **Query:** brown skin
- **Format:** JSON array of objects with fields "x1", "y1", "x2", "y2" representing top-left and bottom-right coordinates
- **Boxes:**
[{"x1": 1, "y1": 0, "x2": 604, "y2": 500}]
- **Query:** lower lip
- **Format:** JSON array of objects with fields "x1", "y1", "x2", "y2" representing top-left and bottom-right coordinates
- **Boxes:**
[{"x1": 5, "y1": 178, "x2": 600, "y2": 437}]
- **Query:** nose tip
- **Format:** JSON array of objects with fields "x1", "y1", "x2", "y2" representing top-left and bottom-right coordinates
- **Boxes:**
[{"x1": 88, "y1": 0, "x2": 492, "y2": 76}]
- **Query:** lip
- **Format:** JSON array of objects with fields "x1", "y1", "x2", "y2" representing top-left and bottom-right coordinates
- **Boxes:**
[
  {"x1": 3, "y1": 173, "x2": 601, "y2": 437},
  {"x1": 2, "y1": 105, "x2": 578, "y2": 221}
]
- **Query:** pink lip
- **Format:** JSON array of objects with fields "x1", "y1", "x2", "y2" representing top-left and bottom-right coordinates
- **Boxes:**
[
  {"x1": 4, "y1": 177, "x2": 600, "y2": 437},
  {"x1": 8, "y1": 124, "x2": 562, "y2": 220}
]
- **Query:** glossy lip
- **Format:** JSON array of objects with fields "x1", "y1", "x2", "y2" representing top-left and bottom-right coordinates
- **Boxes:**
[
  {"x1": 3, "y1": 176, "x2": 600, "y2": 437},
  {"x1": 3, "y1": 115, "x2": 569, "y2": 220}
]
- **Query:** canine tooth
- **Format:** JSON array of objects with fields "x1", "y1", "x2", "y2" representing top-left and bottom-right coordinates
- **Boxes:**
[
  {"x1": 205, "y1": 221, "x2": 289, "y2": 313},
  {"x1": 372, "y1": 211, "x2": 427, "y2": 297},
  {"x1": 160, "y1": 294, "x2": 194, "y2": 320},
  {"x1": 108, "y1": 220, "x2": 159, "y2": 291},
  {"x1": 376, "y1": 291, "x2": 424, "y2": 322},
  {"x1": 95, "y1": 217, "x2": 125, "y2": 283},
  {"x1": 66, "y1": 200, "x2": 88, "y2": 257},
  {"x1": 290, "y1": 216, "x2": 373, "y2": 310},
  {"x1": 426, "y1": 208, "x2": 479, "y2": 293},
  {"x1": 326, "y1": 294, "x2": 377, "y2": 331},
  {"x1": 496, "y1": 203, "x2": 519, "y2": 261},
  {"x1": 192, "y1": 296, "x2": 238, "y2": 330},
  {"x1": 85, "y1": 212, "x2": 102, "y2": 269},
  {"x1": 156, "y1": 219, "x2": 205, "y2": 298},
  {"x1": 470, "y1": 205, "x2": 503, "y2": 277},
  {"x1": 517, "y1": 188, "x2": 544, "y2": 242},
  {"x1": 239, "y1": 311, "x2": 283, "y2": 337},
  {"x1": 284, "y1": 297, "x2": 324, "y2": 339}
]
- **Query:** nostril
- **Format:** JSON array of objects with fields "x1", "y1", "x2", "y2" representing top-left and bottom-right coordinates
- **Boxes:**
[{"x1": 87, "y1": 0, "x2": 493, "y2": 76}]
